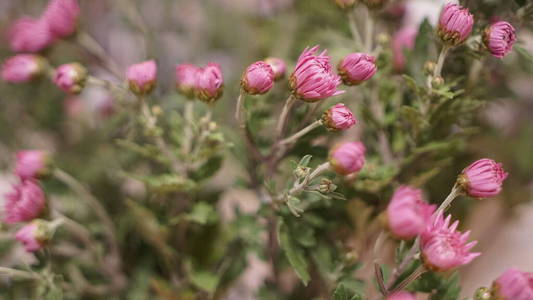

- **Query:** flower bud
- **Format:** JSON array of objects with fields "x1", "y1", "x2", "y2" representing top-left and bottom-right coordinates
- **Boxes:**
[
  {"x1": 423, "y1": 61, "x2": 436, "y2": 76},
  {"x1": 294, "y1": 166, "x2": 311, "y2": 179},
  {"x1": 4, "y1": 179, "x2": 46, "y2": 224},
  {"x1": 483, "y1": 21, "x2": 516, "y2": 59},
  {"x1": 15, "y1": 150, "x2": 52, "y2": 180},
  {"x1": 491, "y1": 269, "x2": 533, "y2": 300},
  {"x1": 321, "y1": 103, "x2": 357, "y2": 131},
  {"x1": 387, "y1": 291, "x2": 416, "y2": 300},
  {"x1": 1, "y1": 55, "x2": 47, "y2": 83},
  {"x1": 361, "y1": 0, "x2": 388, "y2": 9},
  {"x1": 329, "y1": 141, "x2": 366, "y2": 175},
  {"x1": 42, "y1": 0, "x2": 80, "y2": 39},
  {"x1": 127, "y1": 60, "x2": 157, "y2": 95},
  {"x1": 175, "y1": 63, "x2": 201, "y2": 99},
  {"x1": 264, "y1": 57, "x2": 286, "y2": 80},
  {"x1": 53, "y1": 63, "x2": 88, "y2": 94},
  {"x1": 474, "y1": 287, "x2": 491, "y2": 300},
  {"x1": 338, "y1": 53, "x2": 377, "y2": 86},
  {"x1": 8, "y1": 17, "x2": 54, "y2": 53},
  {"x1": 392, "y1": 26, "x2": 417, "y2": 71},
  {"x1": 196, "y1": 63, "x2": 224, "y2": 104},
  {"x1": 437, "y1": 4, "x2": 474, "y2": 46},
  {"x1": 431, "y1": 76, "x2": 444, "y2": 88},
  {"x1": 318, "y1": 178, "x2": 337, "y2": 193},
  {"x1": 15, "y1": 220, "x2": 51, "y2": 252},
  {"x1": 458, "y1": 158, "x2": 508, "y2": 198},
  {"x1": 241, "y1": 61, "x2": 275, "y2": 95},
  {"x1": 333, "y1": 0, "x2": 357, "y2": 10}
]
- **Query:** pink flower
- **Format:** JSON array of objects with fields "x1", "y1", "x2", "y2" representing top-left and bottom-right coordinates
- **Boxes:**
[
  {"x1": 264, "y1": 57, "x2": 286, "y2": 80},
  {"x1": 338, "y1": 53, "x2": 377, "y2": 85},
  {"x1": 53, "y1": 63, "x2": 88, "y2": 94},
  {"x1": 42, "y1": 0, "x2": 80, "y2": 39},
  {"x1": 333, "y1": 0, "x2": 357, "y2": 10},
  {"x1": 329, "y1": 142, "x2": 366, "y2": 175},
  {"x1": 196, "y1": 63, "x2": 224, "y2": 103},
  {"x1": 290, "y1": 46, "x2": 344, "y2": 103},
  {"x1": 15, "y1": 150, "x2": 51, "y2": 180},
  {"x1": 126, "y1": 60, "x2": 157, "y2": 95},
  {"x1": 492, "y1": 268, "x2": 533, "y2": 300},
  {"x1": 392, "y1": 26, "x2": 417, "y2": 71},
  {"x1": 387, "y1": 291, "x2": 416, "y2": 300},
  {"x1": 175, "y1": 63, "x2": 201, "y2": 99},
  {"x1": 1, "y1": 55, "x2": 46, "y2": 83},
  {"x1": 8, "y1": 17, "x2": 54, "y2": 53},
  {"x1": 438, "y1": 4, "x2": 474, "y2": 46},
  {"x1": 15, "y1": 222, "x2": 45, "y2": 252},
  {"x1": 483, "y1": 21, "x2": 516, "y2": 59},
  {"x1": 386, "y1": 186, "x2": 436, "y2": 240},
  {"x1": 4, "y1": 180, "x2": 46, "y2": 224},
  {"x1": 241, "y1": 61, "x2": 274, "y2": 95},
  {"x1": 459, "y1": 158, "x2": 508, "y2": 198},
  {"x1": 322, "y1": 103, "x2": 357, "y2": 131},
  {"x1": 420, "y1": 212, "x2": 480, "y2": 272}
]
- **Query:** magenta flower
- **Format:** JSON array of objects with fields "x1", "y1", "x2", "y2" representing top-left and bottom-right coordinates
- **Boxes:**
[
  {"x1": 127, "y1": 60, "x2": 157, "y2": 95},
  {"x1": 241, "y1": 61, "x2": 275, "y2": 95},
  {"x1": 483, "y1": 21, "x2": 516, "y2": 59},
  {"x1": 329, "y1": 141, "x2": 366, "y2": 175},
  {"x1": 387, "y1": 291, "x2": 416, "y2": 300},
  {"x1": 175, "y1": 63, "x2": 201, "y2": 99},
  {"x1": 8, "y1": 17, "x2": 54, "y2": 53},
  {"x1": 1, "y1": 55, "x2": 46, "y2": 83},
  {"x1": 338, "y1": 53, "x2": 377, "y2": 85},
  {"x1": 322, "y1": 103, "x2": 356, "y2": 131},
  {"x1": 290, "y1": 46, "x2": 344, "y2": 103},
  {"x1": 438, "y1": 4, "x2": 474, "y2": 46},
  {"x1": 492, "y1": 268, "x2": 533, "y2": 300},
  {"x1": 392, "y1": 26, "x2": 417, "y2": 71},
  {"x1": 4, "y1": 180, "x2": 46, "y2": 224},
  {"x1": 42, "y1": 0, "x2": 80, "y2": 39},
  {"x1": 53, "y1": 63, "x2": 88, "y2": 94},
  {"x1": 420, "y1": 212, "x2": 480, "y2": 272},
  {"x1": 386, "y1": 186, "x2": 436, "y2": 240},
  {"x1": 458, "y1": 158, "x2": 508, "y2": 198},
  {"x1": 196, "y1": 63, "x2": 224, "y2": 103},
  {"x1": 264, "y1": 57, "x2": 286, "y2": 80},
  {"x1": 15, "y1": 222, "x2": 45, "y2": 252},
  {"x1": 15, "y1": 150, "x2": 51, "y2": 180}
]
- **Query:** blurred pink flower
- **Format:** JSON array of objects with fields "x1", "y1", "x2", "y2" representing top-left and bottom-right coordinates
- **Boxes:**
[
  {"x1": 241, "y1": 61, "x2": 274, "y2": 95},
  {"x1": 329, "y1": 141, "x2": 366, "y2": 175},
  {"x1": 392, "y1": 26, "x2": 417, "y2": 71},
  {"x1": 492, "y1": 268, "x2": 533, "y2": 300},
  {"x1": 438, "y1": 3, "x2": 474, "y2": 46},
  {"x1": 4, "y1": 179, "x2": 46, "y2": 224},
  {"x1": 264, "y1": 57, "x2": 286, "y2": 80},
  {"x1": 1, "y1": 55, "x2": 46, "y2": 83},
  {"x1": 42, "y1": 0, "x2": 80, "y2": 39},
  {"x1": 196, "y1": 63, "x2": 224, "y2": 103},
  {"x1": 338, "y1": 53, "x2": 377, "y2": 85},
  {"x1": 53, "y1": 63, "x2": 88, "y2": 94},
  {"x1": 8, "y1": 17, "x2": 54, "y2": 53},
  {"x1": 483, "y1": 21, "x2": 516, "y2": 59},
  {"x1": 127, "y1": 60, "x2": 157, "y2": 95},
  {"x1": 15, "y1": 150, "x2": 51, "y2": 180},
  {"x1": 387, "y1": 291, "x2": 416, "y2": 300},
  {"x1": 322, "y1": 103, "x2": 356, "y2": 131},
  {"x1": 175, "y1": 63, "x2": 201, "y2": 99},
  {"x1": 459, "y1": 158, "x2": 508, "y2": 198},
  {"x1": 15, "y1": 222, "x2": 44, "y2": 252}
]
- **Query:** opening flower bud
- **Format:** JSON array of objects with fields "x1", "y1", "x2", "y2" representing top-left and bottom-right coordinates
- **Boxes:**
[
  {"x1": 483, "y1": 21, "x2": 516, "y2": 59},
  {"x1": 241, "y1": 61, "x2": 275, "y2": 95},
  {"x1": 127, "y1": 60, "x2": 157, "y2": 95},
  {"x1": 264, "y1": 57, "x2": 286, "y2": 80},
  {"x1": 318, "y1": 178, "x2": 337, "y2": 194},
  {"x1": 328, "y1": 141, "x2": 366, "y2": 175},
  {"x1": 490, "y1": 269, "x2": 533, "y2": 300},
  {"x1": 458, "y1": 158, "x2": 508, "y2": 198},
  {"x1": 175, "y1": 63, "x2": 201, "y2": 99},
  {"x1": 8, "y1": 17, "x2": 54, "y2": 53},
  {"x1": 338, "y1": 53, "x2": 377, "y2": 86},
  {"x1": 42, "y1": 0, "x2": 80, "y2": 39},
  {"x1": 14, "y1": 219, "x2": 52, "y2": 252},
  {"x1": 1, "y1": 55, "x2": 47, "y2": 83},
  {"x1": 15, "y1": 150, "x2": 52, "y2": 180},
  {"x1": 437, "y1": 4, "x2": 474, "y2": 46},
  {"x1": 196, "y1": 63, "x2": 224, "y2": 104},
  {"x1": 4, "y1": 179, "x2": 46, "y2": 224},
  {"x1": 53, "y1": 63, "x2": 88, "y2": 94},
  {"x1": 321, "y1": 103, "x2": 357, "y2": 131}
]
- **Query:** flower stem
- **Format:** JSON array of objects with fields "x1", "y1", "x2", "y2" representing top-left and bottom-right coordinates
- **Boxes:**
[
  {"x1": 434, "y1": 45, "x2": 451, "y2": 79},
  {"x1": 279, "y1": 120, "x2": 322, "y2": 146},
  {"x1": 182, "y1": 100, "x2": 195, "y2": 156},
  {"x1": 364, "y1": 7, "x2": 375, "y2": 52},
  {"x1": 275, "y1": 95, "x2": 296, "y2": 138},
  {"x1": 76, "y1": 31, "x2": 123, "y2": 79},
  {"x1": 235, "y1": 90, "x2": 246, "y2": 127},
  {"x1": 436, "y1": 184, "x2": 461, "y2": 215},
  {"x1": 347, "y1": 9, "x2": 363, "y2": 50},
  {"x1": 389, "y1": 265, "x2": 427, "y2": 294},
  {"x1": 286, "y1": 162, "x2": 330, "y2": 198},
  {"x1": 0, "y1": 267, "x2": 39, "y2": 281}
]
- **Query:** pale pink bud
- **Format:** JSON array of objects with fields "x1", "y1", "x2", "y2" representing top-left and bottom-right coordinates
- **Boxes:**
[
  {"x1": 438, "y1": 4, "x2": 474, "y2": 46},
  {"x1": 483, "y1": 21, "x2": 516, "y2": 59},
  {"x1": 338, "y1": 53, "x2": 377, "y2": 85},
  {"x1": 175, "y1": 63, "x2": 201, "y2": 99},
  {"x1": 4, "y1": 180, "x2": 46, "y2": 224},
  {"x1": 290, "y1": 46, "x2": 344, "y2": 103},
  {"x1": 458, "y1": 158, "x2": 508, "y2": 198},
  {"x1": 386, "y1": 186, "x2": 436, "y2": 240},
  {"x1": 1, "y1": 55, "x2": 47, "y2": 83},
  {"x1": 492, "y1": 268, "x2": 533, "y2": 300},
  {"x1": 333, "y1": 0, "x2": 357, "y2": 10},
  {"x1": 42, "y1": 0, "x2": 80, "y2": 39},
  {"x1": 392, "y1": 26, "x2": 417, "y2": 71},
  {"x1": 420, "y1": 212, "x2": 480, "y2": 272},
  {"x1": 126, "y1": 60, "x2": 157, "y2": 95},
  {"x1": 241, "y1": 61, "x2": 274, "y2": 95},
  {"x1": 264, "y1": 57, "x2": 286, "y2": 80},
  {"x1": 53, "y1": 63, "x2": 88, "y2": 94},
  {"x1": 321, "y1": 103, "x2": 356, "y2": 131},
  {"x1": 196, "y1": 63, "x2": 224, "y2": 104},
  {"x1": 387, "y1": 291, "x2": 416, "y2": 300},
  {"x1": 329, "y1": 142, "x2": 366, "y2": 175},
  {"x1": 15, "y1": 221, "x2": 47, "y2": 252},
  {"x1": 15, "y1": 150, "x2": 51, "y2": 180},
  {"x1": 8, "y1": 17, "x2": 54, "y2": 53}
]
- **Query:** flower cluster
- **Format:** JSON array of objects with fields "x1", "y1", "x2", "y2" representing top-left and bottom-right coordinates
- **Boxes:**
[{"x1": 175, "y1": 63, "x2": 224, "y2": 103}]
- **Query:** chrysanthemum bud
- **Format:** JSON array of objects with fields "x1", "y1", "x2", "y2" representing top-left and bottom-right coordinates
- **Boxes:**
[
  {"x1": 483, "y1": 21, "x2": 516, "y2": 59},
  {"x1": 264, "y1": 57, "x2": 286, "y2": 80},
  {"x1": 338, "y1": 53, "x2": 377, "y2": 86},
  {"x1": 392, "y1": 26, "x2": 417, "y2": 71},
  {"x1": 1, "y1": 55, "x2": 47, "y2": 83},
  {"x1": 4, "y1": 179, "x2": 46, "y2": 224},
  {"x1": 474, "y1": 287, "x2": 491, "y2": 300},
  {"x1": 14, "y1": 220, "x2": 51, "y2": 252},
  {"x1": 387, "y1": 291, "x2": 416, "y2": 300},
  {"x1": 15, "y1": 150, "x2": 52, "y2": 180},
  {"x1": 53, "y1": 63, "x2": 88, "y2": 94},
  {"x1": 329, "y1": 141, "x2": 366, "y2": 175},
  {"x1": 431, "y1": 76, "x2": 444, "y2": 88},
  {"x1": 196, "y1": 63, "x2": 224, "y2": 104},
  {"x1": 294, "y1": 166, "x2": 311, "y2": 179},
  {"x1": 491, "y1": 269, "x2": 533, "y2": 300},
  {"x1": 241, "y1": 61, "x2": 274, "y2": 95},
  {"x1": 175, "y1": 63, "x2": 201, "y2": 99},
  {"x1": 8, "y1": 17, "x2": 54, "y2": 53},
  {"x1": 333, "y1": 0, "x2": 357, "y2": 10},
  {"x1": 318, "y1": 178, "x2": 337, "y2": 193},
  {"x1": 361, "y1": 0, "x2": 388, "y2": 9},
  {"x1": 42, "y1": 0, "x2": 80, "y2": 39},
  {"x1": 458, "y1": 158, "x2": 508, "y2": 198},
  {"x1": 424, "y1": 61, "x2": 436, "y2": 75},
  {"x1": 321, "y1": 103, "x2": 357, "y2": 131},
  {"x1": 437, "y1": 4, "x2": 474, "y2": 46},
  {"x1": 127, "y1": 60, "x2": 157, "y2": 95}
]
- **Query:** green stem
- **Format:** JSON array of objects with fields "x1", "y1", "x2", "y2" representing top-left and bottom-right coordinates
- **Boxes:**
[
  {"x1": 434, "y1": 45, "x2": 451, "y2": 79},
  {"x1": 347, "y1": 9, "x2": 363, "y2": 50},
  {"x1": 182, "y1": 100, "x2": 195, "y2": 155},
  {"x1": 279, "y1": 120, "x2": 322, "y2": 146},
  {"x1": 76, "y1": 32, "x2": 123, "y2": 79},
  {"x1": 0, "y1": 267, "x2": 39, "y2": 281},
  {"x1": 275, "y1": 95, "x2": 296, "y2": 138}
]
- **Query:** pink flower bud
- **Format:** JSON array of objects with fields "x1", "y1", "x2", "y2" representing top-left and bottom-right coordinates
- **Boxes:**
[
  {"x1": 290, "y1": 46, "x2": 344, "y2": 103},
  {"x1": 458, "y1": 158, "x2": 508, "y2": 198},
  {"x1": 438, "y1": 4, "x2": 474, "y2": 46},
  {"x1": 492, "y1": 268, "x2": 533, "y2": 300},
  {"x1": 175, "y1": 63, "x2": 201, "y2": 99},
  {"x1": 386, "y1": 186, "x2": 436, "y2": 240},
  {"x1": 15, "y1": 221, "x2": 48, "y2": 252},
  {"x1": 126, "y1": 60, "x2": 157, "y2": 95},
  {"x1": 420, "y1": 212, "x2": 480, "y2": 272},
  {"x1": 483, "y1": 21, "x2": 516, "y2": 59},
  {"x1": 333, "y1": 0, "x2": 357, "y2": 10},
  {"x1": 338, "y1": 53, "x2": 377, "y2": 86},
  {"x1": 321, "y1": 103, "x2": 357, "y2": 131},
  {"x1": 329, "y1": 141, "x2": 366, "y2": 175},
  {"x1": 8, "y1": 17, "x2": 54, "y2": 53},
  {"x1": 387, "y1": 291, "x2": 416, "y2": 300},
  {"x1": 241, "y1": 61, "x2": 274, "y2": 95},
  {"x1": 392, "y1": 26, "x2": 417, "y2": 71},
  {"x1": 15, "y1": 150, "x2": 51, "y2": 180},
  {"x1": 1, "y1": 55, "x2": 47, "y2": 83},
  {"x1": 264, "y1": 57, "x2": 286, "y2": 80},
  {"x1": 42, "y1": 0, "x2": 80, "y2": 39},
  {"x1": 196, "y1": 63, "x2": 224, "y2": 103},
  {"x1": 4, "y1": 179, "x2": 46, "y2": 224},
  {"x1": 53, "y1": 63, "x2": 88, "y2": 94}
]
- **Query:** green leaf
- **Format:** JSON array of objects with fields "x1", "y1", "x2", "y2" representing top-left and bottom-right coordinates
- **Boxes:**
[
  {"x1": 515, "y1": 46, "x2": 533, "y2": 64},
  {"x1": 191, "y1": 156, "x2": 223, "y2": 181},
  {"x1": 143, "y1": 174, "x2": 196, "y2": 193},
  {"x1": 287, "y1": 196, "x2": 304, "y2": 217},
  {"x1": 277, "y1": 219, "x2": 310, "y2": 285},
  {"x1": 298, "y1": 155, "x2": 313, "y2": 167},
  {"x1": 189, "y1": 270, "x2": 219, "y2": 293},
  {"x1": 333, "y1": 283, "x2": 363, "y2": 300},
  {"x1": 184, "y1": 202, "x2": 217, "y2": 225}
]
